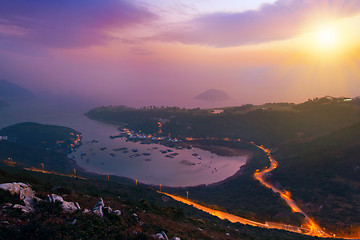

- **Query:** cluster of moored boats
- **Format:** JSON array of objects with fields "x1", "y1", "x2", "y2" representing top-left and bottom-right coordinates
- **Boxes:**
[{"x1": 71, "y1": 132, "x2": 204, "y2": 165}]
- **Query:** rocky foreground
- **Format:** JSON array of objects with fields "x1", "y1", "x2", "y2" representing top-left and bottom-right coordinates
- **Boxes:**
[{"x1": 0, "y1": 182, "x2": 181, "y2": 240}]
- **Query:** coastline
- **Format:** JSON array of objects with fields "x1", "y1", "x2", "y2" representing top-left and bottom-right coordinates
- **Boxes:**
[{"x1": 71, "y1": 141, "x2": 253, "y2": 188}]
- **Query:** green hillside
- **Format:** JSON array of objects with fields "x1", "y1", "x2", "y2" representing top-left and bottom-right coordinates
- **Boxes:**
[
  {"x1": 87, "y1": 97, "x2": 360, "y2": 147},
  {"x1": 272, "y1": 122, "x2": 360, "y2": 234},
  {"x1": 0, "y1": 122, "x2": 80, "y2": 154},
  {"x1": 0, "y1": 164, "x2": 328, "y2": 240}
]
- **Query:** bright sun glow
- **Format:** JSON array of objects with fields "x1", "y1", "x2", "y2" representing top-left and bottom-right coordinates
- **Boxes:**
[
  {"x1": 296, "y1": 21, "x2": 353, "y2": 62},
  {"x1": 315, "y1": 27, "x2": 338, "y2": 49}
]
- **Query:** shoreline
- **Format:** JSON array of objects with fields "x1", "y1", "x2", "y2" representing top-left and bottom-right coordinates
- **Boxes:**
[{"x1": 72, "y1": 141, "x2": 253, "y2": 188}]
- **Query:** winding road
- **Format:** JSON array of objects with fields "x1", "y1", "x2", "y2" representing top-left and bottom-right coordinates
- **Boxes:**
[
  {"x1": 161, "y1": 141, "x2": 337, "y2": 238},
  {"x1": 251, "y1": 143, "x2": 332, "y2": 238}
]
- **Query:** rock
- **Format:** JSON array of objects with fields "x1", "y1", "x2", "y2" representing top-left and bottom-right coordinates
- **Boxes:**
[
  {"x1": 0, "y1": 182, "x2": 80, "y2": 213},
  {"x1": 23, "y1": 197, "x2": 35, "y2": 208},
  {"x1": 171, "y1": 238, "x2": 181, "y2": 240},
  {"x1": 94, "y1": 198, "x2": 104, "y2": 208},
  {"x1": 114, "y1": 210, "x2": 121, "y2": 216},
  {"x1": 226, "y1": 233, "x2": 230, "y2": 236},
  {"x1": 63, "y1": 201, "x2": 81, "y2": 212},
  {"x1": 48, "y1": 194, "x2": 80, "y2": 212},
  {"x1": 3, "y1": 203, "x2": 13, "y2": 209},
  {"x1": 0, "y1": 183, "x2": 19, "y2": 194},
  {"x1": 83, "y1": 209, "x2": 90, "y2": 214},
  {"x1": 103, "y1": 206, "x2": 112, "y2": 213},
  {"x1": 160, "y1": 231, "x2": 168, "y2": 240},
  {"x1": 0, "y1": 182, "x2": 36, "y2": 212},
  {"x1": 131, "y1": 212, "x2": 139, "y2": 221},
  {"x1": 140, "y1": 222, "x2": 147, "y2": 230},
  {"x1": 48, "y1": 194, "x2": 64, "y2": 203},
  {"x1": 93, "y1": 198, "x2": 104, "y2": 217},
  {"x1": 155, "y1": 233, "x2": 164, "y2": 239},
  {"x1": 12, "y1": 204, "x2": 32, "y2": 213},
  {"x1": 93, "y1": 207, "x2": 103, "y2": 217}
]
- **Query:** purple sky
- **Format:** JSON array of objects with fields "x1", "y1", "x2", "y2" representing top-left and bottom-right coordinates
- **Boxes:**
[{"x1": 1, "y1": 0, "x2": 360, "y2": 108}]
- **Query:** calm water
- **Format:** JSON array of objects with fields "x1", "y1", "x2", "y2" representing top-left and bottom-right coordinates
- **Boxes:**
[{"x1": 0, "y1": 102, "x2": 247, "y2": 187}]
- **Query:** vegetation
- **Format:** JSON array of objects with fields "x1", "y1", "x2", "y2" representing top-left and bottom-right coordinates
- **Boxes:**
[
  {"x1": 86, "y1": 97, "x2": 360, "y2": 237},
  {"x1": 164, "y1": 140, "x2": 305, "y2": 226},
  {"x1": 2, "y1": 97, "x2": 360, "y2": 238},
  {"x1": 0, "y1": 141, "x2": 78, "y2": 173},
  {"x1": 0, "y1": 122, "x2": 81, "y2": 173},
  {"x1": 87, "y1": 97, "x2": 360, "y2": 147},
  {"x1": 271, "y1": 121, "x2": 360, "y2": 235},
  {"x1": 0, "y1": 122, "x2": 80, "y2": 154},
  {"x1": 0, "y1": 164, "x2": 329, "y2": 240}
]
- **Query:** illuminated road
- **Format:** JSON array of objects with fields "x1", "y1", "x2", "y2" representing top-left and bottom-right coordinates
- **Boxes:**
[
  {"x1": 159, "y1": 140, "x2": 341, "y2": 238},
  {"x1": 23, "y1": 167, "x2": 86, "y2": 180},
  {"x1": 160, "y1": 191, "x2": 319, "y2": 235},
  {"x1": 160, "y1": 191, "x2": 268, "y2": 228},
  {"x1": 252, "y1": 143, "x2": 332, "y2": 238}
]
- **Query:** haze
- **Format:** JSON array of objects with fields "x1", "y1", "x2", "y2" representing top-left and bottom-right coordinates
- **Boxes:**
[{"x1": 1, "y1": 0, "x2": 360, "y2": 108}]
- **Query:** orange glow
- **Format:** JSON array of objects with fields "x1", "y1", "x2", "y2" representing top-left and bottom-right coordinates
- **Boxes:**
[
  {"x1": 251, "y1": 142, "x2": 331, "y2": 237},
  {"x1": 160, "y1": 191, "x2": 318, "y2": 235},
  {"x1": 24, "y1": 167, "x2": 86, "y2": 180},
  {"x1": 4, "y1": 159, "x2": 16, "y2": 167},
  {"x1": 154, "y1": 138, "x2": 340, "y2": 238}
]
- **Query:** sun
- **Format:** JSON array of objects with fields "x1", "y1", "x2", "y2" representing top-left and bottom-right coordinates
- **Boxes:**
[
  {"x1": 294, "y1": 21, "x2": 354, "y2": 63},
  {"x1": 315, "y1": 26, "x2": 338, "y2": 49}
]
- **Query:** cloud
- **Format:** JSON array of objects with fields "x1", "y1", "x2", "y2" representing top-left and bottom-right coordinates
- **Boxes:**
[
  {"x1": 0, "y1": 0, "x2": 156, "y2": 48},
  {"x1": 155, "y1": 0, "x2": 360, "y2": 47}
]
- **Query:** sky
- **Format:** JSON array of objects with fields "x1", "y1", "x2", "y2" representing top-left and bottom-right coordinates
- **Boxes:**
[{"x1": 1, "y1": 0, "x2": 360, "y2": 108}]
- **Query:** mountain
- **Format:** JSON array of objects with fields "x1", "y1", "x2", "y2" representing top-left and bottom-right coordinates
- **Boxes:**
[
  {"x1": 271, "y1": 122, "x2": 360, "y2": 234},
  {"x1": 0, "y1": 122, "x2": 80, "y2": 154},
  {"x1": 0, "y1": 122, "x2": 316, "y2": 240},
  {"x1": 0, "y1": 79, "x2": 35, "y2": 103},
  {"x1": 195, "y1": 89, "x2": 231, "y2": 101},
  {"x1": 87, "y1": 97, "x2": 360, "y2": 147}
]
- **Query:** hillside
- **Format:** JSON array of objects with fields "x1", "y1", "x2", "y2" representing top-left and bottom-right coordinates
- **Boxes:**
[
  {"x1": 0, "y1": 79, "x2": 35, "y2": 103},
  {"x1": 163, "y1": 140, "x2": 304, "y2": 226},
  {"x1": 271, "y1": 122, "x2": 360, "y2": 235},
  {"x1": 0, "y1": 121, "x2": 331, "y2": 239},
  {"x1": 0, "y1": 122, "x2": 81, "y2": 154},
  {"x1": 0, "y1": 164, "x2": 328, "y2": 240},
  {"x1": 86, "y1": 97, "x2": 360, "y2": 147},
  {"x1": 0, "y1": 122, "x2": 81, "y2": 173}
]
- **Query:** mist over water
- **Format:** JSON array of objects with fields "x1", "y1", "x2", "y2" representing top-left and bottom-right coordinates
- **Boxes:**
[{"x1": 0, "y1": 97, "x2": 247, "y2": 187}]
